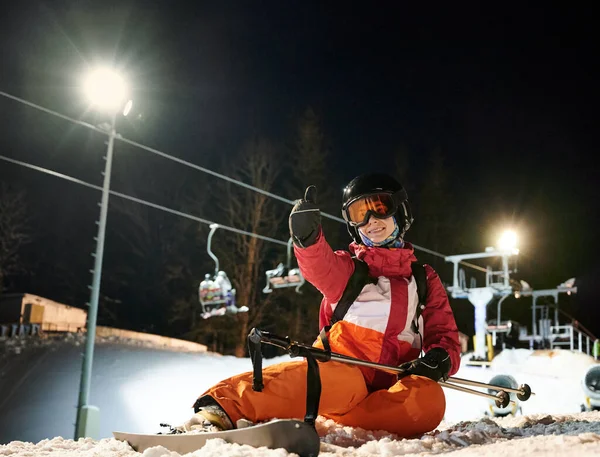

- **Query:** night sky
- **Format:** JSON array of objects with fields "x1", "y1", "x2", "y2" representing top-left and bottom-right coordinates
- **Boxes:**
[{"x1": 1, "y1": 2, "x2": 598, "y2": 336}]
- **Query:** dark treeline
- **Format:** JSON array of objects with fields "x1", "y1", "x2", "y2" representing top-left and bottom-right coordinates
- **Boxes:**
[
  {"x1": 0, "y1": 103, "x2": 596, "y2": 353},
  {"x1": 0, "y1": 106, "x2": 477, "y2": 355},
  {"x1": 2, "y1": 3, "x2": 599, "y2": 352}
]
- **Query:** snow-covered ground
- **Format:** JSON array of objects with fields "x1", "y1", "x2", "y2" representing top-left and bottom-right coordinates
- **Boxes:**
[{"x1": 1, "y1": 334, "x2": 599, "y2": 456}]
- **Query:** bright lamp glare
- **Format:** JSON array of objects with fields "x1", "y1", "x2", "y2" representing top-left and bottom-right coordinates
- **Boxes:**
[
  {"x1": 83, "y1": 68, "x2": 128, "y2": 111},
  {"x1": 123, "y1": 99, "x2": 133, "y2": 116},
  {"x1": 498, "y1": 230, "x2": 518, "y2": 251}
]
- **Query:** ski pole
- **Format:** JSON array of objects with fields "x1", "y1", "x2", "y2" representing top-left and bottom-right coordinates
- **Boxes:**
[
  {"x1": 248, "y1": 328, "x2": 519, "y2": 408},
  {"x1": 439, "y1": 381, "x2": 512, "y2": 408},
  {"x1": 296, "y1": 346, "x2": 513, "y2": 407},
  {"x1": 447, "y1": 376, "x2": 533, "y2": 401}
]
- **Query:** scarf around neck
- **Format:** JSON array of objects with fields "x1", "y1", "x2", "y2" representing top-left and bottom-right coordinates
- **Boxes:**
[{"x1": 359, "y1": 216, "x2": 405, "y2": 248}]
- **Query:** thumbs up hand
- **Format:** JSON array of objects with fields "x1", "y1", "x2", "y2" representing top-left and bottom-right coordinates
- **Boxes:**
[
  {"x1": 289, "y1": 185, "x2": 321, "y2": 248},
  {"x1": 303, "y1": 185, "x2": 317, "y2": 205}
]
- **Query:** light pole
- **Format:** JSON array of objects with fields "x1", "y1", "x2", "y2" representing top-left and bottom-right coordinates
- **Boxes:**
[{"x1": 75, "y1": 68, "x2": 130, "y2": 439}]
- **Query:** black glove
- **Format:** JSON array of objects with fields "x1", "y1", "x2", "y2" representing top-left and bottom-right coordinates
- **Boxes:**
[
  {"x1": 398, "y1": 347, "x2": 451, "y2": 382},
  {"x1": 289, "y1": 185, "x2": 321, "y2": 248}
]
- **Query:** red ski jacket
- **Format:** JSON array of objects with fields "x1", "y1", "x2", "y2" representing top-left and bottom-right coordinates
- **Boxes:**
[{"x1": 294, "y1": 230, "x2": 461, "y2": 390}]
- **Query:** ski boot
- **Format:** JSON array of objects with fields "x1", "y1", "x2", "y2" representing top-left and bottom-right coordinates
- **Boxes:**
[{"x1": 164, "y1": 402, "x2": 234, "y2": 434}]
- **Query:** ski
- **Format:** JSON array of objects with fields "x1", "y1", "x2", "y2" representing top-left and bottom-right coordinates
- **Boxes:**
[{"x1": 113, "y1": 419, "x2": 320, "y2": 457}]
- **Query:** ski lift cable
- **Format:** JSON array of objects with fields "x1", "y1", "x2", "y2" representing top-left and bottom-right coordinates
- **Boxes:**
[
  {"x1": 0, "y1": 90, "x2": 484, "y2": 272},
  {"x1": 118, "y1": 135, "x2": 484, "y2": 268},
  {"x1": 0, "y1": 155, "x2": 289, "y2": 247},
  {"x1": 0, "y1": 90, "x2": 107, "y2": 134},
  {"x1": 118, "y1": 135, "x2": 485, "y2": 271}
]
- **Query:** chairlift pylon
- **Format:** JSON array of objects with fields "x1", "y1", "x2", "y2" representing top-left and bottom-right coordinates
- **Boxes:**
[
  {"x1": 198, "y1": 223, "x2": 249, "y2": 319},
  {"x1": 263, "y1": 237, "x2": 305, "y2": 294}
]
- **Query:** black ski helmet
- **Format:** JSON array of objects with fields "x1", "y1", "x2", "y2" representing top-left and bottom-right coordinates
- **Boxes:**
[{"x1": 341, "y1": 173, "x2": 413, "y2": 244}]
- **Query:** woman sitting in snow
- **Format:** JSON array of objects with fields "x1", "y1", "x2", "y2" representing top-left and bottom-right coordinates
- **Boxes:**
[{"x1": 181, "y1": 173, "x2": 461, "y2": 437}]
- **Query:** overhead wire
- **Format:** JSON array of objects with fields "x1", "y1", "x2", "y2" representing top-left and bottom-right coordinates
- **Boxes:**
[
  {"x1": 0, "y1": 90, "x2": 486, "y2": 272},
  {"x1": 0, "y1": 155, "x2": 289, "y2": 247}
]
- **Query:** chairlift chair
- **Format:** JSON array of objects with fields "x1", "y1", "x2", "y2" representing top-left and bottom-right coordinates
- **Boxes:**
[
  {"x1": 198, "y1": 224, "x2": 249, "y2": 319},
  {"x1": 263, "y1": 237, "x2": 305, "y2": 294}
]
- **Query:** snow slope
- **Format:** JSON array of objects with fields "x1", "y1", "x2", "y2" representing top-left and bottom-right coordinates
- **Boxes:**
[
  {"x1": 0, "y1": 334, "x2": 599, "y2": 456},
  {"x1": 2, "y1": 412, "x2": 600, "y2": 456}
]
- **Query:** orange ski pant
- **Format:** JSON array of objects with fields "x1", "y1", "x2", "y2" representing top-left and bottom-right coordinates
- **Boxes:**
[{"x1": 201, "y1": 359, "x2": 445, "y2": 437}]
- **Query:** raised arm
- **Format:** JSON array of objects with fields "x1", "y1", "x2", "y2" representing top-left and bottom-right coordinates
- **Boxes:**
[
  {"x1": 293, "y1": 230, "x2": 355, "y2": 302},
  {"x1": 289, "y1": 185, "x2": 354, "y2": 302}
]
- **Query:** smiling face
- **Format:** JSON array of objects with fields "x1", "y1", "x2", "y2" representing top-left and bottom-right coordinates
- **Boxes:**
[{"x1": 357, "y1": 215, "x2": 397, "y2": 244}]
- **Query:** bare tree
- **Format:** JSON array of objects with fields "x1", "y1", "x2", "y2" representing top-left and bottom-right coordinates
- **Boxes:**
[
  {"x1": 101, "y1": 165, "x2": 210, "y2": 334},
  {"x1": 214, "y1": 137, "x2": 284, "y2": 356},
  {"x1": 285, "y1": 107, "x2": 339, "y2": 339},
  {"x1": 289, "y1": 107, "x2": 337, "y2": 213},
  {"x1": 0, "y1": 183, "x2": 31, "y2": 292}
]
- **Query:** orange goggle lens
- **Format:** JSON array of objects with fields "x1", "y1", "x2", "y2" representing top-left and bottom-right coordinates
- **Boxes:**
[{"x1": 345, "y1": 194, "x2": 395, "y2": 226}]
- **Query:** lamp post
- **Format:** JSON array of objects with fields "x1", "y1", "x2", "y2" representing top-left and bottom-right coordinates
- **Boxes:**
[{"x1": 75, "y1": 68, "x2": 130, "y2": 439}]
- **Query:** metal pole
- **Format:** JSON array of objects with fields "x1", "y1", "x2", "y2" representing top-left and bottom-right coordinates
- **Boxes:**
[
  {"x1": 329, "y1": 349, "x2": 514, "y2": 404},
  {"x1": 286, "y1": 237, "x2": 293, "y2": 270},
  {"x1": 532, "y1": 296, "x2": 537, "y2": 339},
  {"x1": 251, "y1": 329, "x2": 525, "y2": 409},
  {"x1": 447, "y1": 376, "x2": 530, "y2": 396},
  {"x1": 207, "y1": 224, "x2": 220, "y2": 275},
  {"x1": 452, "y1": 261, "x2": 459, "y2": 290},
  {"x1": 497, "y1": 294, "x2": 509, "y2": 327},
  {"x1": 328, "y1": 351, "x2": 511, "y2": 402},
  {"x1": 439, "y1": 381, "x2": 514, "y2": 405},
  {"x1": 75, "y1": 112, "x2": 117, "y2": 439},
  {"x1": 586, "y1": 336, "x2": 590, "y2": 355},
  {"x1": 570, "y1": 326, "x2": 574, "y2": 351},
  {"x1": 502, "y1": 255, "x2": 510, "y2": 288}
]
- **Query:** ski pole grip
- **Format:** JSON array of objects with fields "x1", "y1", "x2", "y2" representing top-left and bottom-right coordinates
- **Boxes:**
[
  {"x1": 248, "y1": 328, "x2": 264, "y2": 391},
  {"x1": 249, "y1": 328, "x2": 291, "y2": 349},
  {"x1": 248, "y1": 327, "x2": 263, "y2": 344}
]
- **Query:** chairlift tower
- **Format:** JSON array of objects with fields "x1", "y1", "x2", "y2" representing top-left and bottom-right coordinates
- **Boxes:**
[
  {"x1": 445, "y1": 232, "x2": 587, "y2": 359},
  {"x1": 445, "y1": 246, "x2": 519, "y2": 360}
]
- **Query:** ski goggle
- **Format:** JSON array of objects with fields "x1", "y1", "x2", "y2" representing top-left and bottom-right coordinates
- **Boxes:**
[{"x1": 342, "y1": 193, "x2": 398, "y2": 227}]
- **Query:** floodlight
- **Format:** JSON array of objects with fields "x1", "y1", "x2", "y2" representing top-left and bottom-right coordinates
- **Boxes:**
[
  {"x1": 83, "y1": 68, "x2": 128, "y2": 111},
  {"x1": 497, "y1": 230, "x2": 518, "y2": 252}
]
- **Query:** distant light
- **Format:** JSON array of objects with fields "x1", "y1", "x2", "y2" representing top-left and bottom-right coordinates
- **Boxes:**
[
  {"x1": 123, "y1": 99, "x2": 133, "y2": 116},
  {"x1": 498, "y1": 230, "x2": 518, "y2": 252},
  {"x1": 83, "y1": 68, "x2": 128, "y2": 112},
  {"x1": 485, "y1": 246, "x2": 495, "y2": 252}
]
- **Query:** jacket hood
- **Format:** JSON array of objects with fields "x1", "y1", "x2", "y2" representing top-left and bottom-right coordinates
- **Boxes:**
[{"x1": 349, "y1": 242, "x2": 417, "y2": 278}]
